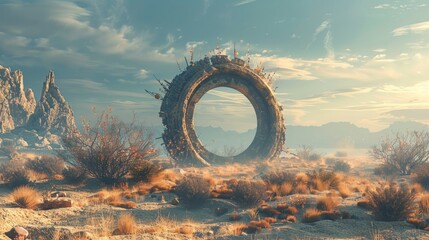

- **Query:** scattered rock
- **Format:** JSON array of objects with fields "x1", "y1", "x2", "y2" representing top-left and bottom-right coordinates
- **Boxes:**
[
  {"x1": 26, "y1": 227, "x2": 72, "y2": 240},
  {"x1": 50, "y1": 191, "x2": 67, "y2": 198},
  {"x1": 4, "y1": 226, "x2": 29, "y2": 240},
  {"x1": 171, "y1": 197, "x2": 180, "y2": 205},
  {"x1": 39, "y1": 198, "x2": 73, "y2": 210}
]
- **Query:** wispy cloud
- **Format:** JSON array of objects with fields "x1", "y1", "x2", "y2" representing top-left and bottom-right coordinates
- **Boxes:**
[
  {"x1": 393, "y1": 21, "x2": 429, "y2": 36},
  {"x1": 234, "y1": 0, "x2": 257, "y2": 7}
]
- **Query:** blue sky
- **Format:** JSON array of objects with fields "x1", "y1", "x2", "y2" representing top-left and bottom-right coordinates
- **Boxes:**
[{"x1": 1, "y1": 0, "x2": 429, "y2": 132}]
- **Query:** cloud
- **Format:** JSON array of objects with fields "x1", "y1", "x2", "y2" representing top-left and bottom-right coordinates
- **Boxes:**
[
  {"x1": 386, "y1": 109, "x2": 429, "y2": 120},
  {"x1": 234, "y1": 0, "x2": 257, "y2": 7},
  {"x1": 393, "y1": 21, "x2": 429, "y2": 36},
  {"x1": 136, "y1": 69, "x2": 149, "y2": 79}
]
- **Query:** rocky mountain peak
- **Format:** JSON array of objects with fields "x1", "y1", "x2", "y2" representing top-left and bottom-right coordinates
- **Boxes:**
[
  {"x1": 27, "y1": 70, "x2": 77, "y2": 136},
  {"x1": 0, "y1": 65, "x2": 36, "y2": 132}
]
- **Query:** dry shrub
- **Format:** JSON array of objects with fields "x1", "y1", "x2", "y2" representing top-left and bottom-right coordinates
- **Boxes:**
[
  {"x1": 264, "y1": 217, "x2": 276, "y2": 224},
  {"x1": 411, "y1": 183, "x2": 424, "y2": 194},
  {"x1": 366, "y1": 184, "x2": 416, "y2": 221},
  {"x1": 259, "y1": 206, "x2": 281, "y2": 217},
  {"x1": 287, "y1": 215, "x2": 297, "y2": 222},
  {"x1": 175, "y1": 175, "x2": 210, "y2": 208},
  {"x1": 419, "y1": 194, "x2": 429, "y2": 217},
  {"x1": 295, "y1": 172, "x2": 309, "y2": 184},
  {"x1": 177, "y1": 226, "x2": 194, "y2": 235},
  {"x1": 261, "y1": 171, "x2": 295, "y2": 186},
  {"x1": 1, "y1": 161, "x2": 32, "y2": 188},
  {"x1": 249, "y1": 220, "x2": 271, "y2": 229},
  {"x1": 316, "y1": 197, "x2": 338, "y2": 211},
  {"x1": 109, "y1": 201, "x2": 137, "y2": 209},
  {"x1": 338, "y1": 183, "x2": 352, "y2": 198},
  {"x1": 302, "y1": 208, "x2": 322, "y2": 223},
  {"x1": 370, "y1": 131, "x2": 429, "y2": 175},
  {"x1": 60, "y1": 110, "x2": 158, "y2": 185},
  {"x1": 232, "y1": 180, "x2": 267, "y2": 208},
  {"x1": 219, "y1": 223, "x2": 247, "y2": 236},
  {"x1": 406, "y1": 217, "x2": 427, "y2": 230},
  {"x1": 116, "y1": 213, "x2": 138, "y2": 235},
  {"x1": 129, "y1": 160, "x2": 164, "y2": 182},
  {"x1": 307, "y1": 169, "x2": 340, "y2": 191},
  {"x1": 294, "y1": 183, "x2": 309, "y2": 194},
  {"x1": 10, "y1": 186, "x2": 41, "y2": 209},
  {"x1": 333, "y1": 160, "x2": 351, "y2": 173},
  {"x1": 289, "y1": 195, "x2": 307, "y2": 209},
  {"x1": 62, "y1": 167, "x2": 87, "y2": 184},
  {"x1": 413, "y1": 163, "x2": 429, "y2": 190},
  {"x1": 26, "y1": 155, "x2": 65, "y2": 178}
]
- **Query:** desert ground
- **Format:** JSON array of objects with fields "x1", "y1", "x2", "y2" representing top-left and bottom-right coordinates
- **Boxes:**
[{"x1": 1, "y1": 150, "x2": 429, "y2": 240}]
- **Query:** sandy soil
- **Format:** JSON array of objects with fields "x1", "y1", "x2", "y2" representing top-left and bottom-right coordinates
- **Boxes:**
[{"x1": 1, "y1": 156, "x2": 429, "y2": 240}]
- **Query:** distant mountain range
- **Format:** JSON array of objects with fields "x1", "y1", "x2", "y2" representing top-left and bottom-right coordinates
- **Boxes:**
[{"x1": 150, "y1": 121, "x2": 429, "y2": 152}]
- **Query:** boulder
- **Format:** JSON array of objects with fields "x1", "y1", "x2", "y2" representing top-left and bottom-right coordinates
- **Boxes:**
[{"x1": 4, "y1": 226, "x2": 29, "y2": 240}]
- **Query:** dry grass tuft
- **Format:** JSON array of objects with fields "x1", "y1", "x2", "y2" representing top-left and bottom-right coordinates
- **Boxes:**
[
  {"x1": 232, "y1": 180, "x2": 267, "y2": 208},
  {"x1": 316, "y1": 197, "x2": 338, "y2": 212},
  {"x1": 366, "y1": 184, "x2": 416, "y2": 221},
  {"x1": 116, "y1": 213, "x2": 138, "y2": 235},
  {"x1": 176, "y1": 226, "x2": 194, "y2": 235},
  {"x1": 287, "y1": 215, "x2": 297, "y2": 223},
  {"x1": 10, "y1": 186, "x2": 41, "y2": 209},
  {"x1": 419, "y1": 194, "x2": 429, "y2": 218},
  {"x1": 302, "y1": 208, "x2": 322, "y2": 223},
  {"x1": 294, "y1": 183, "x2": 309, "y2": 194},
  {"x1": 109, "y1": 201, "x2": 137, "y2": 209},
  {"x1": 338, "y1": 182, "x2": 352, "y2": 198}
]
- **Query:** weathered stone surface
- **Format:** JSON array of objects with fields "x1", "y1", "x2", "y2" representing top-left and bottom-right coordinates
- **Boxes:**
[
  {"x1": 0, "y1": 65, "x2": 36, "y2": 133},
  {"x1": 160, "y1": 56, "x2": 286, "y2": 166},
  {"x1": 4, "y1": 226, "x2": 29, "y2": 240},
  {"x1": 27, "y1": 71, "x2": 77, "y2": 136}
]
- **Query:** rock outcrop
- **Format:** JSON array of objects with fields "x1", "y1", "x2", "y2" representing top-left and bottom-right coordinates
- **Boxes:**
[
  {"x1": 0, "y1": 65, "x2": 36, "y2": 133},
  {"x1": 27, "y1": 71, "x2": 77, "y2": 136}
]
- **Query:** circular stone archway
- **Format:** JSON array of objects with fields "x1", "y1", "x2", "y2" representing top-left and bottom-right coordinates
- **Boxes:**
[{"x1": 160, "y1": 55, "x2": 286, "y2": 166}]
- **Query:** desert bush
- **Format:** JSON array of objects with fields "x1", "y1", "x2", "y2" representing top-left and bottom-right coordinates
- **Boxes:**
[
  {"x1": 59, "y1": 110, "x2": 158, "y2": 185},
  {"x1": 366, "y1": 184, "x2": 416, "y2": 221},
  {"x1": 62, "y1": 167, "x2": 88, "y2": 184},
  {"x1": 175, "y1": 175, "x2": 211, "y2": 208},
  {"x1": 116, "y1": 213, "x2": 138, "y2": 235},
  {"x1": 308, "y1": 153, "x2": 322, "y2": 161},
  {"x1": 418, "y1": 194, "x2": 429, "y2": 218},
  {"x1": 10, "y1": 186, "x2": 41, "y2": 209},
  {"x1": 26, "y1": 155, "x2": 65, "y2": 178},
  {"x1": 302, "y1": 208, "x2": 322, "y2": 223},
  {"x1": 261, "y1": 170, "x2": 295, "y2": 185},
  {"x1": 333, "y1": 160, "x2": 351, "y2": 173},
  {"x1": 325, "y1": 157, "x2": 340, "y2": 165},
  {"x1": 413, "y1": 163, "x2": 429, "y2": 190},
  {"x1": 316, "y1": 197, "x2": 338, "y2": 211},
  {"x1": 1, "y1": 161, "x2": 32, "y2": 188},
  {"x1": 307, "y1": 169, "x2": 340, "y2": 191},
  {"x1": 370, "y1": 131, "x2": 429, "y2": 175},
  {"x1": 335, "y1": 151, "x2": 348, "y2": 157},
  {"x1": 296, "y1": 145, "x2": 313, "y2": 161},
  {"x1": 232, "y1": 180, "x2": 267, "y2": 208},
  {"x1": 129, "y1": 160, "x2": 164, "y2": 182},
  {"x1": 373, "y1": 163, "x2": 399, "y2": 176}
]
